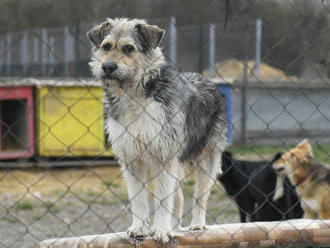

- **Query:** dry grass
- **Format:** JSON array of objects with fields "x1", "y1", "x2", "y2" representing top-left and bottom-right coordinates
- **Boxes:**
[{"x1": 0, "y1": 166, "x2": 126, "y2": 201}]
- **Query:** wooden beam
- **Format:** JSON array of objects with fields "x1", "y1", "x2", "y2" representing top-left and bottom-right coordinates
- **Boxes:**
[{"x1": 38, "y1": 219, "x2": 330, "y2": 248}]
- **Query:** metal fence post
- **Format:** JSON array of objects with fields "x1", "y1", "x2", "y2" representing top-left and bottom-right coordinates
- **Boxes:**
[
  {"x1": 33, "y1": 37, "x2": 39, "y2": 64},
  {"x1": 64, "y1": 26, "x2": 74, "y2": 77},
  {"x1": 21, "y1": 30, "x2": 28, "y2": 75},
  {"x1": 41, "y1": 28, "x2": 48, "y2": 76},
  {"x1": 209, "y1": 23, "x2": 215, "y2": 78},
  {"x1": 6, "y1": 33, "x2": 12, "y2": 76},
  {"x1": 255, "y1": 19, "x2": 262, "y2": 79},
  {"x1": 299, "y1": 16, "x2": 307, "y2": 78},
  {"x1": 198, "y1": 23, "x2": 205, "y2": 73},
  {"x1": 0, "y1": 36, "x2": 3, "y2": 74},
  {"x1": 241, "y1": 27, "x2": 249, "y2": 146},
  {"x1": 74, "y1": 21, "x2": 81, "y2": 77},
  {"x1": 48, "y1": 37, "x2": 55, "y2": 76},
  {"x1": 33, "y1": 37, "x2": 39, "y2": 75},
  {"x1": 169, "y1": 16, "x2": 176, "y2": 66}
]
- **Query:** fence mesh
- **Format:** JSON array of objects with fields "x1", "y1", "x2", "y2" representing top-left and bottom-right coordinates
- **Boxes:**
[{"x1": 0, "y1": 0, "x2": 330, "y2": 247}]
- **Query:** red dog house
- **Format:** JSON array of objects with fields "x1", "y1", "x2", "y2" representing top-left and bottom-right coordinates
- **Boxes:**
[{"x1": 0, "y1": 86, "x2": 34, "y2": 159}]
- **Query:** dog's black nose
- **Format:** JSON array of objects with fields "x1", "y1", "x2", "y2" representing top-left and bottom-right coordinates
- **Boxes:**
[{"x1": 102, "y1": 62, "x2": 118, "y2": 74}]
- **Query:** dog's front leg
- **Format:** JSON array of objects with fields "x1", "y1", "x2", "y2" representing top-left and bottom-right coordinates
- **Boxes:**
[
  {"x1": 171, "y1": 166, "x2": 185, "y2": 231},
  {"x1": 151, "y1": 165, "x2": 176, "y2": 243},
  {"x1": 122, "y1": 164, "x2": 150, "y2": 237}
]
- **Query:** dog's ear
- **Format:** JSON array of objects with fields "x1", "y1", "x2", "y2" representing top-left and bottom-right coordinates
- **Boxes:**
[
  {"x1": 273, "y1": 152, "x2": 283, "y2": 162},
  {"x1": 297, "y1": 139, "x2": 313, "y2": 156},
  {"x1": 221, "y1": 151, "x2": 232, "y2": 167},
  {"x1": 87, "y1": 21, "x2": 112, "y2": 48},
  {"x1": 135, "y1": 23, "x2": 165, "y2": 50}
]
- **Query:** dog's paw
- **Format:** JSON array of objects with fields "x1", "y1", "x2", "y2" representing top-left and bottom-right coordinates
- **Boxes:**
[
  {"x1": 127, "y1": 225, "x2": 149, "y2": 238},
  {"x1": 149, "y1": 225, "x2": 173, "y2": 243},
  {"x1": 189, "y1": 224, "x2": 206, "y2": 231}
]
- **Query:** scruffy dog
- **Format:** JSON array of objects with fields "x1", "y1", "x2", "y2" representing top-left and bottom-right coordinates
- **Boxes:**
[
  {"x1": 273, "y1": 140, "x2": 330, "y2": 219},
  {"x1": 87, "y1": 18, "x2": 227, "y2": 243}
]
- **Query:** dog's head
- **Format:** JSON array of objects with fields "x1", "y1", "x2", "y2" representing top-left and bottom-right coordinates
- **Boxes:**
[
  {"x1": 87, "y1": 18, "x2": 166, "y2": 86},
  {"x1": 273, "y1": 140, "x2": 312, "y2": 180},
  {"x1": 271, "y1": 152, "x2": 283, "y2": 164},
  {"x1": 221, "y1": 151, "x2": 233, "y2": 174}
]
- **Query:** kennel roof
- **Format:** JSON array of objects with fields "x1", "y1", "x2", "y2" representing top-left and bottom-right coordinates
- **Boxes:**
[{"x1": 0, "y1": 78, "x2": 103, "y2": 87}]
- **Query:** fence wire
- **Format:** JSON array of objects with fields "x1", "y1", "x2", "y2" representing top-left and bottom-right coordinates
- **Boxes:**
[{"x1": 0, "y1": 0, "x2": 330, "y2": 247}]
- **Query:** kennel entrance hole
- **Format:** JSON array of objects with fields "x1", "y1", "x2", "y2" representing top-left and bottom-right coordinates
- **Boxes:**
[{"x1": 0, "y1": 100, "x2": 29, "y2": 152}]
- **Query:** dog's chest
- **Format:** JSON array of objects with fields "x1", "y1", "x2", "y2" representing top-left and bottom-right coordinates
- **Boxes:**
[{"x1": 107, "y1": 99, "x2": 181, "y2": 161}]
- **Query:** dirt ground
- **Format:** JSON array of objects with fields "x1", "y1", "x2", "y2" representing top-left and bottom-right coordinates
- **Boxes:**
[{"x1": 0, "y1": 166, "x2": 239, "y2": 248}]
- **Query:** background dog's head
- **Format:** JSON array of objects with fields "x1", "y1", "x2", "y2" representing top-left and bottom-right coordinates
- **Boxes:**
[
  {"x1": 87, "y1": 18, "x2": 166, "y2": 86},
  {"x1": 273, "y1": 140, "x2": 313, "y2": 183},
  {"x1": 220, "y1": 151, "x2": 233, "y2": 174}
]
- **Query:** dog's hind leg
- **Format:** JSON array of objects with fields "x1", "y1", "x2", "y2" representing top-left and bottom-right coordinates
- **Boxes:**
[
  {"x1": 122, "y1": 163, "x2": 150, "y2": 237},
  {"x1": 171, "y1": 167, "x2": 185, "y2": 231},
  {"x1": 237, "y1": 198, "x2": 255, "y2": 222},
  {"x1": 190, "y1": 160, "x2": 216, "y2": 230},
  {"x1": 151, "y1": 162, "x2": 177, "y2": 243},
  {"x1": 238, "y1": 206, "x2": 247, "y2": 223}
]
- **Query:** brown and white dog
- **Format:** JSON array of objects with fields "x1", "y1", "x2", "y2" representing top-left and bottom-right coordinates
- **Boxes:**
[{"x1": 273, "y1": 140, "x2": 330, "y2": 219}]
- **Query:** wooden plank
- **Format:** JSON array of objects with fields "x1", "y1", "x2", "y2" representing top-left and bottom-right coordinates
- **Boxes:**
[{"x1": 38, "y1": 219, "x2": 330, "y2": 248}]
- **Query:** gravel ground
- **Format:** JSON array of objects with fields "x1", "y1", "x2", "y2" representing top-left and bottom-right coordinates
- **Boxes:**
[{"x1": 0, "y1": 166, "x2": 239, "y2": 248}]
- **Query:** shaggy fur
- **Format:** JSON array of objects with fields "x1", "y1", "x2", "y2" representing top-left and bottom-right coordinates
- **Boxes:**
[
  {"x1": 273, "y1": 140, "x2": 330, "y2": 219},
  {"x1": 87, "y1": 18, "x2": 227, "y2": 243}
]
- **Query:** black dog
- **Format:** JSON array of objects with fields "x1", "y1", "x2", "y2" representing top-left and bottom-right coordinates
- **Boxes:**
[{"x1": 218, "y1": 151, "x2": 303, "y2": 222}]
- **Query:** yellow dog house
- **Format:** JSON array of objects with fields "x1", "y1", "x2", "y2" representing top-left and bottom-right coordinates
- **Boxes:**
[{"x1": 35, "y1": 79, "x2": 113, "y2": 157}]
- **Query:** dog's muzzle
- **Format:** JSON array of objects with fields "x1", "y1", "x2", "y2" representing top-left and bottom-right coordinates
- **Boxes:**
[
  {"x1": 102, "y1": 62, "x2": 118, "y2": 75},
  {"x1": 101, "y1": 62, "x2": 124, "y2": 87}
]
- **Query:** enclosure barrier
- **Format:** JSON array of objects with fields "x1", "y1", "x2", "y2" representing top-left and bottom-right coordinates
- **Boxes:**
[{"x1": 38, "y1": 219, "x2": 330, "y2": 248}]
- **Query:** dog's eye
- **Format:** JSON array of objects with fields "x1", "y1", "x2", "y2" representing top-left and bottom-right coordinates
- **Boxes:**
[
  {"x1": 102, "y1": 43, "x2": 112, "y2": 51},
  {"x1": 122, "y1": 44, "x2": 135, "y2": 54}
]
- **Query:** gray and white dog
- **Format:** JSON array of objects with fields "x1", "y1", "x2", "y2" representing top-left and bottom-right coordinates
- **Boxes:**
[{"x1": 87, "y1": 18, "x2": 227, "y2": 243}]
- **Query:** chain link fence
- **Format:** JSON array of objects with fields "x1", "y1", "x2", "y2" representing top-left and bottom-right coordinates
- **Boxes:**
[{"x1": 0, "y1": 0, "x2": 330, "y2": 247}]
